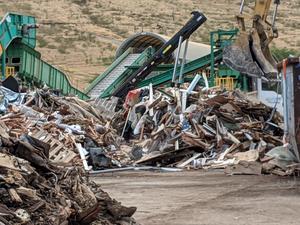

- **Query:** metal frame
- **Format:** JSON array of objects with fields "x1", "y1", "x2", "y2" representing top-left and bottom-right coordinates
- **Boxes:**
[
  {"x1": 281, "y1": 58, "x2": 300, "y2": 160},
  {"x1": 209, "y1": 29, "x2": 239, "y2": 78},
  {"x1": 138, "y1": 50, "x2": 222, "y2": 88}
]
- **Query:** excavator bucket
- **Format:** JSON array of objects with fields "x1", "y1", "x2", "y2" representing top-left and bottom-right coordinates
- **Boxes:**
[
  {"x1": 223, "y1": 31, "x2": 277, "y2": 78},
  {"x1": 223, "y1": 32, "x2": 264, "y2": 77}
]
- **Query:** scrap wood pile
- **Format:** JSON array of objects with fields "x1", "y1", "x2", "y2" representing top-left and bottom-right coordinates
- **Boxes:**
[
  {"x1": 0, "y1": 88, "x2": 128, "y2": 170},
  {"x1": 112, "y1": 86, "x2": 300, "y2": 176},
  {"x1": 1, "y1": 81, "x2": 300, "y2": 176},
  {"x1": 0, "y1": 149, "x2": 137, "y2": 225},
  {"x1": 0, "y1": 88, "x2": 138, "y2": 225}
]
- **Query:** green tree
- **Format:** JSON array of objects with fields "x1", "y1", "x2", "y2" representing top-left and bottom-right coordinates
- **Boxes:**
[{"x1": 271, "y1": 47, "x2": 299, "y2": 61}]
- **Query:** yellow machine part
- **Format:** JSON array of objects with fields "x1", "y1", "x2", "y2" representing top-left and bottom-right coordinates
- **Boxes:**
[
  {"x1": 254, "y1": 0, "x2": 272, "y2": 21},
  {"x1": 215, "y1": 77, "x2": 235, "y2": 91},
  {"x1": 5, "y1": 67, "x2": 15, "y2": 77}
]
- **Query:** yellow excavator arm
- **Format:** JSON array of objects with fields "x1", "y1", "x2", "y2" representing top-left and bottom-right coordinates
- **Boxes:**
[
  {"x1": 223, "y1": 0, "x2": 280, "y2": 78},
  {"x1": 254, "y1": 0, "x2": 272, "y2": 21}
]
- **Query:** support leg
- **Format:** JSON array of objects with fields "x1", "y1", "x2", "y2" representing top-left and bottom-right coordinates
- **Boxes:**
[
  {"x1": 172, "y1": 36, "x2": 183, "y2": 85},
  {"x1": 179, "y1": 39, "x2": 189, "y2": 84},
  {"x1": 1, "y1": 50, "x2": 6, "y2": 80}
]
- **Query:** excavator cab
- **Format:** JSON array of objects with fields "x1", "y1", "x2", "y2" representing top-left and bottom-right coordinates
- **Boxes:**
[{"x1": 223, "y1": 0, "x2": 280, "y2": 78}]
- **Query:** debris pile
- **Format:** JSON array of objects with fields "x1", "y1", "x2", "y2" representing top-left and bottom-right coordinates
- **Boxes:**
[
  {"x1": 1, "y1": 89, "x2": 125, "y2": 168},
  {"x1": 1, "y1": 82, "x2": 299, "y2": 195},
  {"x1": 112, "y1": 86, "x2": 300, "y2": 176},
  {"x1": 0, "y1": 88, "x2": 138, "y2": 225},
  {"x1": 0, "y1": 150, "x2": 137, "y2": 224}
]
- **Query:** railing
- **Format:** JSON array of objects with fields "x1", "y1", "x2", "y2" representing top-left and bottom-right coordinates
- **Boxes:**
[{"x1": 20, "y1": 48, "x2": 89, "y2": 100}]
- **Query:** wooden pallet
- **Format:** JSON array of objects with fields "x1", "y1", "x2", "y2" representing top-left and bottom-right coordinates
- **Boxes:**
[{"x1": 32, "y1": 130, "x2": 77, "y2": 163}]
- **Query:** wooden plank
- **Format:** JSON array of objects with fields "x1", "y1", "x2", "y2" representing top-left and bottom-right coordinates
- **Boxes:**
[
  {"x1": 49, "y1": 139, "x2": 58, "y2": 147},
  {"x1": 49, "y1": 144, "x2": 65, "y2": 158},
  {"x1": 8, "y1": 188, "x2": 23, "y2": 203},
  {"x1": 227, "y1": 132, "x2": 241, "y2": 144},
  {"x1": 27, "y1": 201, "x2": 45, "y2": 213},
  {"x1": 135, "y1": 146, "x2": 202, "y2": 165},
  {"x1": 75, "y1": 143, "x2": 91, "y2": 171},
  {"x1": 62, "y1": 151, "x2": 77, "y2": 163},
  {"x1": 0, "y1": 121, "x2": 9, "y2": 139},
  {"x1": 43, "y1": 134, "x2": 52, "y2": 143},
  {"x1": 177, "y1": 153, "x2": 202, "y2": 168},
  {"x1": 218, "y1": 143, "x2": 240, "y2": 161},
  {"x1": 32, "y1": 130, "x2": 46, "y2": 139},
  {"x1": 53, "y1": 150, "x2": 77, "y2": 163},
  {"x1": 16, "y1": 187, "x2": 38, "y2": 200},
  {"x1": 0, "y1": 153, "x2": 22, "y2": 171}
]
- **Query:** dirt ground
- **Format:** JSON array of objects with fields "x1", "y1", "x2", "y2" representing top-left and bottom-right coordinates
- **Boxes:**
[{"x1": 93, "y1": 170, "x2": 300, "y2": 225}]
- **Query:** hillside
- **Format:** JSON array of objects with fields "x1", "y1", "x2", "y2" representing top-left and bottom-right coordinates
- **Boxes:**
[{"x1": 0, "y1": 0, "x2": 299, "y2": 90}]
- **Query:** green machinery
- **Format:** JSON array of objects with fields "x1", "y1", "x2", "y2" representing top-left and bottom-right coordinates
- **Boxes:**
[
  {"x1": 99, "y1": 47, "x2": 155, "y2": 98},
  {"x1": 210, "y1": 29, "x2": 248, "y2": 91},
  {"x1": 136, "y1": 49, "x2": 223, "y2": 88},
  {"x1": 0, "y1": 13, "x2": 36, "y2": 79},
  {"x1": 87, "y1": 29, "x2": 247, "y2": 98},
  {"x1": 0, "y1": 12, "x2": 247, "y2": 101},
  {"x1": 0, "y1": 13, "x2": 89, "y2": 99}
]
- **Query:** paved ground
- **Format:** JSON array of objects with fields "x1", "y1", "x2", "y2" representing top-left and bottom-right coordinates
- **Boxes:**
[{"x1": 92, "y1": 171, "x2": 300, "y2": 225}]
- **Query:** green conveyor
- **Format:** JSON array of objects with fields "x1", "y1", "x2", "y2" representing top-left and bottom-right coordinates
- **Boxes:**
[{"x1": 97, "y1": 50, "x2": 222, "y2": 98}]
